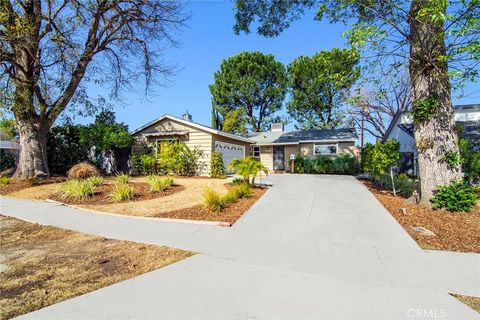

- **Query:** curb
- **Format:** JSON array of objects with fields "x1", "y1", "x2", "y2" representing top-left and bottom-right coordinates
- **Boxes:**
[{"x1": 45, "y1": 198, "x2": 231, "y2": 227}]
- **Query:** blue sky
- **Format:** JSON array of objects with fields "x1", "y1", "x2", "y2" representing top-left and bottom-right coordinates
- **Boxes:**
[{"x1": 81, "y1": 1, "x2": 478, "y2": 134}]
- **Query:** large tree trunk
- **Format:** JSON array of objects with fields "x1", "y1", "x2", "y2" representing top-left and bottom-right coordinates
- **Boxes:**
[
  {"x1": 409, "y1": 0, "x2": 462, "y2": 205},
  {"x1": 14, "y1": 118, "x2": 50, "y2": 179}
]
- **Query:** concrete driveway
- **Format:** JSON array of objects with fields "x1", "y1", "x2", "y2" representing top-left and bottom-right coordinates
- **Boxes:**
[{"x1": 1, "y1": 174, "x2": 479, "y2": 319}]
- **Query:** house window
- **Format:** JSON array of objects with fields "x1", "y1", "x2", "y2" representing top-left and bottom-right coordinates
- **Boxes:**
[
  {"x1": 252, "y1": 146, "x2": 260, "y2": 158},
  {"x1": 314, "y1": 144, "x2": 337, "y2": 155}
]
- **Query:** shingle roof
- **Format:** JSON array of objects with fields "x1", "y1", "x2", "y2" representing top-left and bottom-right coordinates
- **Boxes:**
[{"x1": 247, "y1": 128, "x2": 358, "y2": 145}]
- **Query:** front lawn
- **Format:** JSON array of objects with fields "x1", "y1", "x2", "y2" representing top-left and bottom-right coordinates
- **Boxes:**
[
  {"x1": 0, "y1": 215, "x2": 193, "y2": 320},
  {"x1": 361, "y1": 179, "x2": 480, "y2": 253}
]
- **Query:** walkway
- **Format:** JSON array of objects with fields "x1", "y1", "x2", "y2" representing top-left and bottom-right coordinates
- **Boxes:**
[{"x1": 1, "y1": 174, "x2": 479, "y2": 319}]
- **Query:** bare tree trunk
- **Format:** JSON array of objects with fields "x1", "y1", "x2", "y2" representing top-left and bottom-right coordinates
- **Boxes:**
[
  {"x1": 14, "y1": 119, "x2": 50, "y2": 179},
  {"x1": 12, "y1": 81, "x2": 51, "y2": 179},
  {"x1": 409, "y1": 0, "x2": 462, "y2": 205}
]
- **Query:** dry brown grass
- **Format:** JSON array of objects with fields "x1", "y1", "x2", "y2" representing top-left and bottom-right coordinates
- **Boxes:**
[
  {"x1": 451, "y1": 294, "x2": 480, "y2": 313},
  {"x1": 0, "y1": 216, "x2": 193, "y2": 320},
  {"x1": 67, "y1": 162, "x2": 99, "y2": 179}
]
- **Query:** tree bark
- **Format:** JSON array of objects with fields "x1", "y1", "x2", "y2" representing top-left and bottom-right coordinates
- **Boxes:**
[
  {"x1": 409, "y1": 0, "x2": 463, "y2": 205},
  {"x1": 14, "y1": 118, "x2": 50, "y2": 179}
]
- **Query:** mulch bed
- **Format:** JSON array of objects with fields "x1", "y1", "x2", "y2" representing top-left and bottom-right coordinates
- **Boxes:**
[
  {"x1": 50, "y1": 183, "x2": 185, "y2": 205},
  {"x1": 360, "y1": 179, "x2": 480, "y2": 253},
  {"x1": 0, "y1": 177, "x2": 67, "y2": 195},
  {"x1": 152, "y1": 186, "x2": 267, "y2": 225}
]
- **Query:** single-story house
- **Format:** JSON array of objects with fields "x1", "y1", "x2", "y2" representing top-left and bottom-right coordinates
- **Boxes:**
[
  {"x1": 383, "y1": 103, "x2": 480, "y2": 176},
  {"x1": 246, "y1": 124, "x2": 358, "y2": 171},
  {"x1": 130, "y1": 113, "x2": 359, "y2": 175}
]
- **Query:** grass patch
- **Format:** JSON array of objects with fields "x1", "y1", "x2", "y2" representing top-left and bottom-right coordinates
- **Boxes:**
[
  {"x1": 0, "y1": 215, "x2": 193, "y2": 320},
  {"x1": 146, "y1": 175, "x2": 174, "y2": 193},
  {"x1": 110, "y1": 183, "x2": 136, "y2": 202}
]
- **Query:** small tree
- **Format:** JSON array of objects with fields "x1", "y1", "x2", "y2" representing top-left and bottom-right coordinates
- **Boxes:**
[
  {"x1": 229, "y1": 157, "x2": 268, "y2": 185},
  {"x1": 362, "y1": 140, "x2": 400, "y2": 177},
  {"x1": 362, "y1": 140, "x2": 401, "y2": 193},
  {"x1": 210, "y1": 151, "x2": 227, "y2": 179}
]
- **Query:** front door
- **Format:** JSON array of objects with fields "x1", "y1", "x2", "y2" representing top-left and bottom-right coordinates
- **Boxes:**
[{"x1": 273, "y1": 146, "x2": 285, "y2": 170}]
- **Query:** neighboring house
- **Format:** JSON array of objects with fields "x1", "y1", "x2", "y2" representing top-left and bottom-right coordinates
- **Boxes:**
[
  {"x1": 383, "y1": 104, "x2": 480, "y2": 176},
  {"x1": 130, "y1": 113, "x2": 255, "y2": 175},
  {"x1": 131, "y1": 112, "x2": 359, "y2": 175},
  {"x1": 247, "y1": 124, "x2": 358, "y2": 171},
  {"x1": 0, "y1": 139, "x2": 20, "y2": 159}
]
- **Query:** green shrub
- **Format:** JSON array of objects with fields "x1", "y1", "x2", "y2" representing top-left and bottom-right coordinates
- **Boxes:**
[
  {"x1": 431, "y1": 181, "x2": 478, "y2": 212},
  {"x1": 294, "y1": 153, "x2": 359, "y2": 175},
  {"x1": 230, "y1": 177, "x2": 245, "y2": 185},
  {"x1": 110, "y1": 183, "x2": 136, "y2": 202},
  {"x1": 157, "y1": 140, "x2": 204, "y2": 176},
  {"x1": 60, "y1": 179, "x2": 95, "y2": 201},
  {"x1": 0, "y1": 176, "x2": 11, "y2": 185},
  {"x1": 115, "y1": 173, "x2": 130, "y2": 184},
  {"x1": 459, "y1": 138, "x2": 480, "y2": 184},
  {"x1": 86, "y1": 176, "x2": 104, "y2": 188},
  {"x1": 203, "y1": 187, "x2": 225, "y2": 213},
  {"x1": 361, "y1": 140, "x2": 400, "y2": 178},
  {"x1": 132, "y1": 154, "x2": 156, "y2": 175},
  {"x1": 0, "y1": 150, "x2": 15, "y2": 171},
  {"x1": 146, "y1": 175, "x2": 174, "y2": 193},
  {"x1": 210, "y1": 151, "x2": 226, "y2": 178},
  {"x1": 331, "y1": 154, "x2": 360, "y2": 174},
  {"x1": 376, "y1": 174, "x2": 417, "y2": 198},
  {"x1": 232, "y1": 183, "x2": 253, "y2": 198},
  {"x1": 312, "y1": 156, "x2": 333, "y2": 173}
]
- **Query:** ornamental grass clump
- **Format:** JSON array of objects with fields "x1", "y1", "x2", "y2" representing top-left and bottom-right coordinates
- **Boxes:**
[
  {"x1": 232, "y1": 183, "x2": 253, "y2": 199},
  {"x1": 110, "y1": 183, "x2": 136, "y2": 202},
  {"x1": 203, "y1": 183, "x2": 253, "y2": 213},
  {"x1": 60, "y1": 179, "x2": 95, "y2": 201},
  {"x1": 203, "y1": 187, "x2": 225, "y2": 213},
  {"x1": 86, "y1": 176, "x2": 104, "y2": 188},
  {"x1": 67, "y1": 162, "x2": 99, "y2": 179},
  {"x1": 146, "y1": 175, "x2": 174, "y2": 193},
  {"x1": 115, "y1": 173, "x2": 130, "y2": 185}
]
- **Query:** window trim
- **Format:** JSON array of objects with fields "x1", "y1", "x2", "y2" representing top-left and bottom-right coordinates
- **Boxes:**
[
  {"x1": 252, "y1": 145, "x2": 260, "y2": 158},
  {"x1": 313, "y1": 143, "x2": 338, "y2": 156}
]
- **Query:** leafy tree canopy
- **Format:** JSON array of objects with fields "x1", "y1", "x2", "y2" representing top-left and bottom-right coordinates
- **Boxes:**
[
  {"x1": 209, "y1": 51, "x2": 288, "y2": 132},
  {"x1": 287, "y1": 48, "x2": 360, "y2": 129}
]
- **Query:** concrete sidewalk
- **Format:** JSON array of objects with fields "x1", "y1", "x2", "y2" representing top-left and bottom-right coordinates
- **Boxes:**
[{"x1": 1, "y1": 174, "x2": 479, "y2": 319}]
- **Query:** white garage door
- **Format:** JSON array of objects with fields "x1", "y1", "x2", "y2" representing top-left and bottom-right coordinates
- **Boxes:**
[{"x1": 214, "y1": 141, "x2": 245, "y2": 173}]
